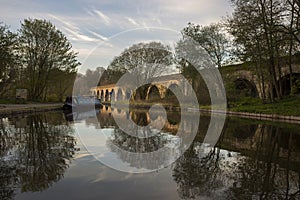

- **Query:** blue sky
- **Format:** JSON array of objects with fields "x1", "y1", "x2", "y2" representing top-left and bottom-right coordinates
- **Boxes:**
[{"x1": 1, "y1": 0, "x2": 233, "y2": 73}]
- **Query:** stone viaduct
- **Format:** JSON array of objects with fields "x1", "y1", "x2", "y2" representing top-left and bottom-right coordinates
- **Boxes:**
[
  {"x1": 90, "y1": 64, "x2": 300, "y2": 101},
  {"x1": 222, "y1": 63, "x2": 300, "y2": 99},
  {"x1": 91, "y1": 74, "x2": 192, "y2": 102}
]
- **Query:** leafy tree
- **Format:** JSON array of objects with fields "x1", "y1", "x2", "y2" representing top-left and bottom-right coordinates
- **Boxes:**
[
  {"x1": 85, "y1": 67, "x2": 105, "y2": 88},
  {"x1": 46, "y1": 68, "x2": 77, "y2": 101},
  {"x1": 0, "y1": 23, "x2": 18, "y2": 98},
  {"x1": 182, "y1": 23, "x2": 230, "y2": 68},
  {"x1": 107, "y1": 42, "x2": 173, "y2": 99},
  {"x1": 282, "y1": 0, "x2": 300, "y2": 95},
  {"x1": 175, "y1": 36, "x2": 222, "y2": 105},
  {"x1": 18, "y1": 19, "x2": 80, "y2": 101},
  {"x1": 227, "y1": 0, "x2": 300, "y2": 100}
]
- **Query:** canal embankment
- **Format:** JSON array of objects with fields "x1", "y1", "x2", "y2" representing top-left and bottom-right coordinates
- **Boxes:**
[
  {"x1": 1, "y1": 102, "x2": 300, "y2": 124},
  {"x1": 104, "y1": 101, "x2": 300, "y2": 123},
  {"x1": 0, "y1": 103, "x2": 63, "y2": 117},
  {"x1": 199, "y1": 108, "x2": 300, "y2": 124}
]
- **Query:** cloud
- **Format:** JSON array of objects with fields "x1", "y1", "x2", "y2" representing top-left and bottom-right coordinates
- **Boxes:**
[
  {"x1": 63, "y1": 27, "x2": 98, "y2": 42},
  {"x1": 92, "y1": 9, "x2": 111, "y2": 25},
  {"x1": 49, "y1": 14, "x2": 101, "y2": 42},
  {"x1": 0, "y1": 0, "x2": 233, "y2": 73},
  {"x1": 126, "y1": 17, "x2": 139, "y2": 26},
  {"x1": 88, "y1": 30, "x2": 109, "y2": 41}
]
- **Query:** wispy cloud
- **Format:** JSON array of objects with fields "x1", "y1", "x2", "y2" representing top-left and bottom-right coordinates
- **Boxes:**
[
  {"x1": 92, "y1": 9, "x2": 111, "y2": 25},
  {"x1": 88, "y1": 30, "x2": 108, "y2": 41},
  {"x1": 49, "y1": 14, "x2": 100, "y2": 42},
  {"x1": 0, "y1": 0, "x2": 233, "y2": 73},
  {"x1": 126, "y1": 17, "x2": 139, "y2": 26},
  {"x1": 63, "y1": 27, "x2": 98, "y2": 42},
  {"x1": 49, "y1": 14, "x2": 78, "y2": 31}
]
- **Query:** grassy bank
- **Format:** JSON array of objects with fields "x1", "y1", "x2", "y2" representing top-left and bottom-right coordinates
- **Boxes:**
[
  {"x1": 0, "y1": 103, "x2": 63, "y2": 116},
  {"x1": 228, "y1": 96, "x2": 300, "y2": 116},
  {"x1": 105, "y1": 96, "x2": 300, "y2": 116}
]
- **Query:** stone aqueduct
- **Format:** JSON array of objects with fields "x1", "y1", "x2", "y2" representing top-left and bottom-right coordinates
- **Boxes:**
[
  {"x1": 91, "y1": 74, "x2": 192, "y2": 102},
  {"x1": 91, "y1": 64, "x2": 300, "y2": 101},
  {"x1": 224, "y1": 64, "x2": 300, "y2": 98}
]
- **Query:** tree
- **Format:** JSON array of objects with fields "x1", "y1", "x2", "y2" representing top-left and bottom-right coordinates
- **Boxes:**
[
  {"x1": 46, "y1": 68, "x2": 77, "y2": 101},
  {"x1": 227, "y1": 0, "x2": 300, "y2": 100},
  {"x1": 0, "y1": 23, "x2": 18, "y2": 98},
  {"x1": 18, "y1": 19, "x2": 80, "y2": 101},
  {"x1": 182, "y1": 23, "x2": 230, "y2": 68},
  {"x1": 107, "y1": 42, "x2": 173, "y2": 100},
  {"x1": 175, "y1": 36, "x2": 222, "y2": 105},
  {"x1": 227, "y1": 0, "x2": 270, "y2": 101},
  {"x1": 282, "y1": 0, "x2": 300, "y2": 95},
  {"x1": 85, "y1": 67, "x2": 105, "y2": 88}
]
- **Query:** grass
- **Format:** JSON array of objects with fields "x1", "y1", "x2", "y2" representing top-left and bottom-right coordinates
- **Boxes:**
[
  {"x1": 0, "y1": 99, "x2": 17, "y2": 104},
  {"x1": 228, "y1": 96, "x2": 300, "y2": 116}
]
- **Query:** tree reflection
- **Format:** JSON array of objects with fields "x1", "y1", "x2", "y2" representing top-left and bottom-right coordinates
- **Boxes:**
[
  {"x1": 107, "y1": 109, "x2": 179, "y2": 170},
  {"x1": 0, "y1": 113, "x2": 76, "y2": 199},
  {"x1": 225, "y1": 125, "x2": 300, "y2": 199},
  {"x1": 109, "y1": 127, "x2": 168, "y2": 153},
  {"x1": 172, "y1": 138, "x2": 226, "y2": 199},
  {"x1": 172, "y1": 119, "x2": 300, "y2": 199}
]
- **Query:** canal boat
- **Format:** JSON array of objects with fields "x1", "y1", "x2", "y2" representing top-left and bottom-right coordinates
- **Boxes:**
[{"x1": 62, "y1": 96, "x2": 103, "y2": 110}]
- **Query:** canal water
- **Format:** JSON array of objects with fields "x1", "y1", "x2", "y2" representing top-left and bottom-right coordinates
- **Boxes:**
[{"x1": 0, "y1": 106, "x2": 300, "y2": 199}]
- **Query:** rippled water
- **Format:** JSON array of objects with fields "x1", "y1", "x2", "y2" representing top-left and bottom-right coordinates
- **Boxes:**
[{"x1": 0, "y1": 106, "x2": 300, "y2": 200}]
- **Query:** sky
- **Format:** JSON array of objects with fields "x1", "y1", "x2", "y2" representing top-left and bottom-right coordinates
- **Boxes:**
[{"x1": 1, "y1": 0, "x2": 233, "y2": 73}]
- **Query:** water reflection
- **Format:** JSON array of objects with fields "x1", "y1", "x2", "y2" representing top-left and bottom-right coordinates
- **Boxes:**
[
  {"x1": 173, "y1": 119, "x2": 300, "y2": 199},
  {"x1": 1, "y1": 108, "x2": 300, "y2": 199},
  {"x1": 0, "y1": 112, "x2": 76, "y2": 199},
  {"x1": 89, "y1": 107, "x2": 299, "y2": 199}
]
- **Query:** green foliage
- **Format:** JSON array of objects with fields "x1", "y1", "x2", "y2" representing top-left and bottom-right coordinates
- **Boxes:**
[
  {"x1": 227, "y1": 0, "x2": 300, "y2": 99},
  {"x1": 0, "y1": 23, "x2": 18, "y2": 98},
  {"x1": 0, "y1": 19, "x2": 80, "y2": 102},
  {"x1": 108, "y1": 41, "x2": 172, "y2": 73},
  {"x1": 0, "y1": 99, "x2": 15, "y2": 104},
  {"x1": 47, "y1": 69, "x2": 77, "y2": 102},
  {"x1": 18, "y1": 18, "x2": 80, "y2": 101},
  {"x1": 181, "y1": 23, "x2": 230, "y2": 68},
  {"x1": 107, "y1": 41, "x2": 173, "y2": 99},
  {"x1": 230, "y1": 95, "x2": 300, "y2": 116},
  {"x1": 107, "y1": 42, "x2": 173, "y2": 87}
]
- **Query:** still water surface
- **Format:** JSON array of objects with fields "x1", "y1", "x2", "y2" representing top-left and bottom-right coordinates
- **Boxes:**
[{"x1": 0, "y1": 106, "x2": 300, "y2": 199}]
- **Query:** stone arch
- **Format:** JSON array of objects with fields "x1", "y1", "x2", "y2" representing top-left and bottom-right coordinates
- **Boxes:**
[
  {"x1": 111, "y1": 89, "x2": 115, "y2": 101},
  {"x1": 117, "y1": 88, "x2": 123, "y2": 101},
  {"x1": 125, "y1": 89, "x2": 131, "y2": 100},
  {"x1": 234, "y1": 78, "x2": 258, "y2": 97},
  {"x1": 105, "y1": 89, "x2": 109, "y2": 101},
  {"x1": 230, "y1": 70, "x2": 260, "y2": 98},
  {"x1": 165, "y1": 83, "x2": 179, "y2": 98},
  {"x1": 100, "y1": 90, "x2": 104, "y2": 101},
  {"x1": 134, "y1": 84, "x2": 150, "y2": 100},
  {"x1": 280, "y1": 65, "x2": 300, "y2": 78},
  {"x1": 148, "y1": 85, "x2": 161, "y2": 100},
  {"x1": 96, "y1": 90, "x2": 100, "y2": 99},
  {"x1": 278, "y1": 73, "x2": 300, "y2": 96}
]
